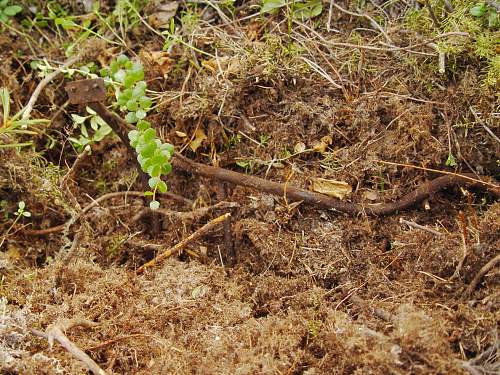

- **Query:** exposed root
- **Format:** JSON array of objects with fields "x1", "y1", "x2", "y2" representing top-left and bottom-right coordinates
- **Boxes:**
[
  {"x1": 31, "y1": 318, "x2": 105, "y2": 375},
  {"x1": 173, "y1": 154, "x2": 499, "y2": 216},
  {"x1": 23, "y1": 191, "x2": 192, "y2": 235}
]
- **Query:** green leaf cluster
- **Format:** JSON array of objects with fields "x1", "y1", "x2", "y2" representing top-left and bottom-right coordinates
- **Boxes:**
[
  {"x1": 261, "y1": 0, "x2": 322, "y2": 20},
  {"x1": 0, "y1": 0, "x2": 22, "y2": 23},
  {"x1": 470, "y1": 2, "x2": 499, "y2": 27},
  {"x1": 104, "y1": 55, "x2": 174, "y2": 209},
  {"x1": 68, "y1": 106, "x2": 113, "y2": 151},
  {"x1": 0, "y1": 88, "x2": 47, "y2": 149},
  {"x1": 128, "y1": 121, "x2": 174, "y2": 200},
  {"x1": 101, "y1": 54, "x2": 152, "y2": 123}
]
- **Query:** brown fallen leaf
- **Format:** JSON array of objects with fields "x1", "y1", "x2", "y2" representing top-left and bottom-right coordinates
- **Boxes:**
[
  {"x1": 141, "y1": 51, "x2": 173, "y2": 77},
  {"x1": 148, "y1": 1, "x2": 179, "y2": 29},
  {"x1": 311, "y1": 178, "x2": 352, "y2": 199},
  {"x1": 189, "y1": 128, "x2": 207, "y2": 152}
]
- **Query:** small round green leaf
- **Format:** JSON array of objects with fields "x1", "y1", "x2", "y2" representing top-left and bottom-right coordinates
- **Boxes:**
[
  {"x1": 117, "y1": 54, "x2": 129, "y2": 65},
  {"x1": 143, "y1": 128, "x2": 156, "y2": 142},
  {"x1": 136, "y1": 109, "x2": 147, "y2": 119},
  {"x1": 125, "y1": 112, "x2": 138, "y2": 123},
  {"x1": 139, "y1": 96, "x2": 152, "y2": 109},
  {"x1": 137, "y1": 120, "x2": 151, "y2": 131},
  {"x1": 150, "y1": 200, "x2": 160, "y2": 210},
  {"x1": 161, "y1": 162, "x2": 172, "y2": 175},
  {"x1": 126, "y1": 99, "x2": 138, "y2": 111},
  {"x1": 157, "y1": 181, "x2": 168, "y2": 193},
  {"x1": 128, "y1": 130, "x2": 139, "y2": 141},
  {"x1": 4, "y1": 5, "x2": 23, "y2": 16},
  {"x1": 148, "y1": 176, "x2": 160, "y2": 189}
]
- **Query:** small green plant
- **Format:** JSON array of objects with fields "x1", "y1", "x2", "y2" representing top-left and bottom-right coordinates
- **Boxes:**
[
  {"x1": 101, "y1": 55, "x2": 174, "y2": 209},
  {"x1": 0, "y1": 88, "x2": 46, "y2": 148},
  {"x1": 0, "y1": 201, "x2": 31, "y2": 248},
  {"x1": 69, "y1": 106, "x2": 113, "y2": 151},
  {"x1": 445, "y1": 153, "x2": 458, "y2": 167},
  {"x1": 0, "y1": 1, "x2": 22, "y2": 23},
  {"x1": 261, "y1": 0, "x2": 322, "y2": 21},
  {"x1": 470, "y1": 2, "x2": 499, "y2": 27}
]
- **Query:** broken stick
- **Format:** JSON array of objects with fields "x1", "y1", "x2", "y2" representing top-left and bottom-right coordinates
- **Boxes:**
[{"x1": 136, "y1": 213, "x2": 231, "y2": 274}]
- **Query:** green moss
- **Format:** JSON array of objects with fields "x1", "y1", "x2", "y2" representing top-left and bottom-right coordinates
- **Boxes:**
[{"x1": 403, "y1": 1, "x2": 499, "y2": 87}]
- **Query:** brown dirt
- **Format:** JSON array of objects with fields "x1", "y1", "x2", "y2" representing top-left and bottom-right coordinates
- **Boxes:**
[{"x1": 1, "y1": 1, "x2": 499, "y2": 374}]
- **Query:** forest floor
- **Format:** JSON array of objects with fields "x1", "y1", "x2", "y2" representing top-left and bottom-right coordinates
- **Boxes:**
[{"x1": 0, "y1": 1, "x2": 499, "y2": 374}]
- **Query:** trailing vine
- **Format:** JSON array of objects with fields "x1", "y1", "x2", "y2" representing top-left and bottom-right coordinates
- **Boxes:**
[{"x1": 101, "y1": 55, "x2": 174, "y2": 209}]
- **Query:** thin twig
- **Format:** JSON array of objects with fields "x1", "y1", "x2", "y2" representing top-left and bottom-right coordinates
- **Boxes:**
[
  {"x1": 22, "y1": 56, "x2": 81, "y2": 120},
  {"x1": 136, "y1": 213, "x2": 231, "y2": 274},
  {"x1": 399, "y1": 218, "x2": 443, "y2": 236},
  {"x1": 466, "y1": 253, "x2": 500, "y2": 296},
  {"x1": 24, "y1": 191, "x2": 192, "y2": 236},
  {"x1": 330, "y1": 2, "x2": 393, "y2": 44},
  {"x1": 470, "y1": 106, "x2": 500, "y2": 145},
  {"x1": 61, "y1": 145, "x2": 91, "y2": 187},
  {"x1": 375, "y1": 160, "x2": 499, "y2": 190},
  {"x1": 131, "y1": 201, "x2": 239, "y2": 224},
  {"x1": 451, "y1": 212, "x2": 469, "y2": 280}
]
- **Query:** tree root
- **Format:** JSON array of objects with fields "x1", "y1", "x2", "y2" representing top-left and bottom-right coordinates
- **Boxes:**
[{"x1": 172, "y1": 154, "x2": 499, "y2": 216}]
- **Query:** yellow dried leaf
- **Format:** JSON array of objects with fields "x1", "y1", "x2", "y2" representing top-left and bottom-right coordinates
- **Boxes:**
[
  {"x1": 312, "y1": 135, "x2": 333, "y2": 154},
  {"x1": 7, "y1": 245, "x2": 21, "y2": 260},
  {"x1": 311, "y1": 178, "x2": 352, "y2": 199},
  {"x1": 201, "y1": 59, "x2": 218, "y2": 73},
  {"x1": 294, "y1": 142, "x2": 306, "y2": 153},
  {"x1": 362, "y1": 190, "x2": 379, "y2": 201},
  {"x1": 189, "y1": 128, "x2": 207, "y2": 152},
  {"x1": 175, "y1": 131, "x2": 188, "y2": 138}
]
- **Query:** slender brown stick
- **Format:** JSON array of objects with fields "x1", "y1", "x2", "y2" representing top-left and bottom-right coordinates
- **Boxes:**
[
  {"x1": 466, "y1": 253, "x2": 500, "y2": 296},
  {"x1": 136, "y1": 213, "x2": 230, "y2": 274},
  {"x1": 73, "y1": 89, "x2": 499, "y2": 218}
]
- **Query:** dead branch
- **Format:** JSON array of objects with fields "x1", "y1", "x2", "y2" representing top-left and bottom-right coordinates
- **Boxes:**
[
  {"x1": 466, "y1": 253, "x2": 500, "y2": 296},
  {"x1": 136, "y1": 213, "x2": 231, "y2": 274},
  {"x1": 31, "y1": 318, "x2": 105, "y2": 375},
  {"x1": 131, "y1": 201, "x2": 239, "y2": 224}
]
